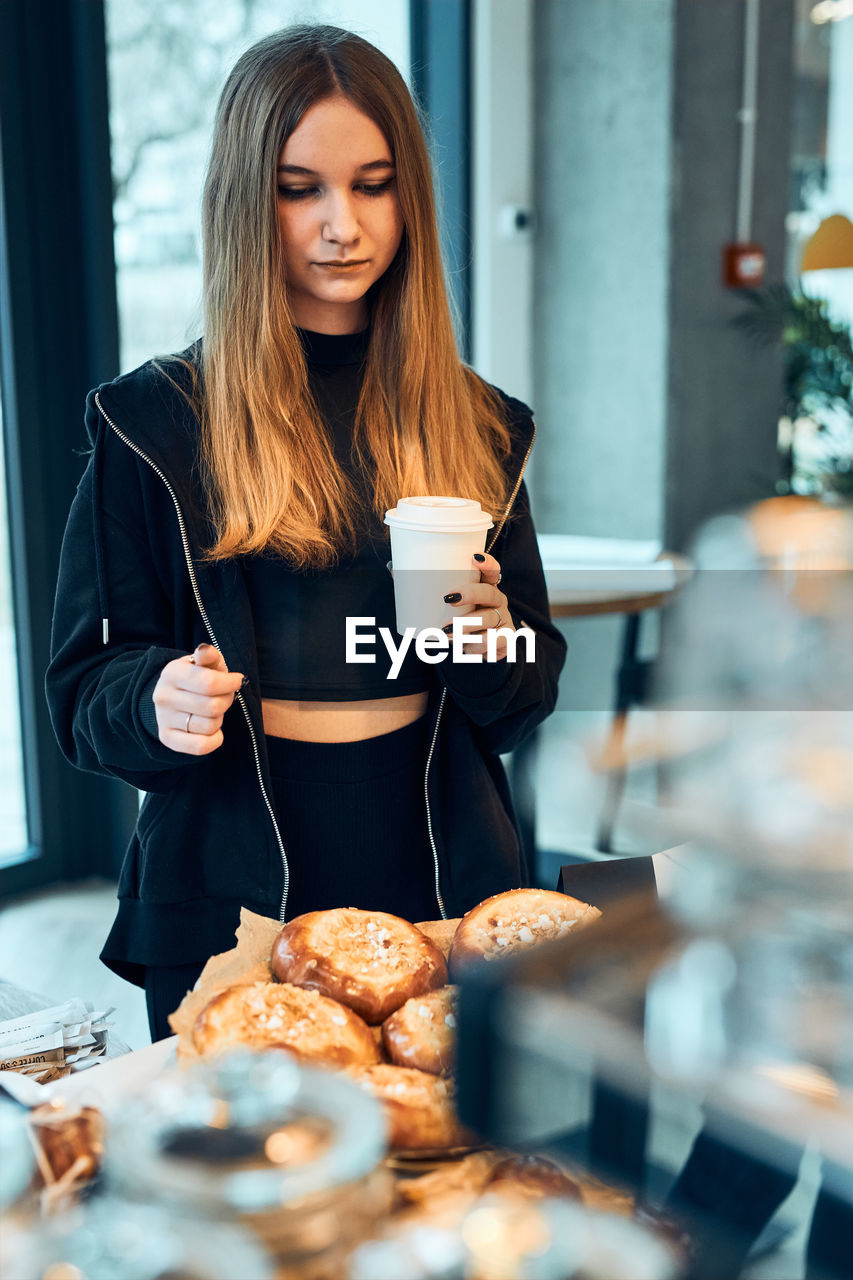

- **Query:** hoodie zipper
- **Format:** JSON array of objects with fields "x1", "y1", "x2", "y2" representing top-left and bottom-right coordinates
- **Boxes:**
[
  {"x1": 94, "y1": 393, "x2": 290, "y2": 921},
  {"x1": 423, "y1": 424, "x2": 536, "y2": 919},
  {"x1": 489, "y1": 428, "x2": 535, "y2": 552}
]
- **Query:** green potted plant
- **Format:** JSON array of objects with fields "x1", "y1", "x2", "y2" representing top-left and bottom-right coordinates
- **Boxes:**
[{"x1": 736, "y1": 285, "x2": 853, "y2": 497}]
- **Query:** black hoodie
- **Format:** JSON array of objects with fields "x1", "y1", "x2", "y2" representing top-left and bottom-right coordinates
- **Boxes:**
[{"x1": 46, "y1": 347, "x2": 567, "y2": 986}]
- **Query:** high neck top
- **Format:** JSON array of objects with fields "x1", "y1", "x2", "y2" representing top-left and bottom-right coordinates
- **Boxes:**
[
  {"x1": 297, "y1": 326, "x2": 371, "y2": 366},
  {"x1": 241, "y1": 321, "x2": 431, "y2": 702}
]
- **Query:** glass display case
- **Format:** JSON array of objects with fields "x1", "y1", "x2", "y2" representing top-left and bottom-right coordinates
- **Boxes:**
[{"x1": 456, "y1": 500, "x2": 853, "y2": 1280}]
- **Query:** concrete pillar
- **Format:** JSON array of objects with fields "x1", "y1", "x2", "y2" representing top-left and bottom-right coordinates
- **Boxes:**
[
  {"x1": 532, "y1": 0, "x2": 674, "y2": 542},
  {"x1": 531, "y1": 0, "x2": 677, "y2": 719}
]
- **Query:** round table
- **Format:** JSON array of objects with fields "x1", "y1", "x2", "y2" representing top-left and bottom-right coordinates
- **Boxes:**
[{"x1": 515, "y1": 552, "x2": 692, "y2": 862}]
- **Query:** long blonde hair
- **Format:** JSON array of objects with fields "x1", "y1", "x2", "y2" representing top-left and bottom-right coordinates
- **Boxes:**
[{"x1": 198, "y1": 25, "x2": 513, "y2": 566}]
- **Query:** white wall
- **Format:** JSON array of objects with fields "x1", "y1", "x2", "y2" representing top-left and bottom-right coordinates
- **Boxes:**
[{"x1": 471, "y1": 0, "x2": 535, "y2": 411}]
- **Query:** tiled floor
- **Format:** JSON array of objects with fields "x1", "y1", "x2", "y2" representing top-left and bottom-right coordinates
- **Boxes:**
[{"x1": 0, "y1": 880, "x2": 149, "y2": 1049}]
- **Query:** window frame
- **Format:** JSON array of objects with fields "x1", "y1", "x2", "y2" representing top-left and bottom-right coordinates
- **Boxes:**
[
  {"x1": 0, "y1": 0, "x2": 137, "y2": 897},
  {"x1": 410, "y1": 0, "x2": 472, "y2": 360}
]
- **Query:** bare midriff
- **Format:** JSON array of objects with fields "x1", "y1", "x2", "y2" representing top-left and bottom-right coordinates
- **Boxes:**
[{"x1": 261, "y1": 690, "x2": 429, "y2": 742}]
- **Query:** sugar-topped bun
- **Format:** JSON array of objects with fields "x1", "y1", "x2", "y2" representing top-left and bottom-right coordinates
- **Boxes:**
[
  {"x1": 382, "y1": 986, "x2": 457, "y2": 1076},
  {"x1": 349, "y1": 1063, "x2": 475, "y2": 1151},
  {"x1": 449, "y1": 889, "x2": 600, "y2": 974},
  {"x1": 192, "y1": 981, "x2": 380, "y2": 1066},
  {"x1": 272, "y1": 908, "x2": 448, "y2": 1025}
]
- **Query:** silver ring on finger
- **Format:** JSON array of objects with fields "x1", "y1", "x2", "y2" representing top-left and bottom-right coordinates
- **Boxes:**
[
  {"x1": 489, "y1": 606, "x2": 503, "y2": 628},
  {"x1": 185, "y1": 712, "x2": 193, "y2": 734},
  {"x1": 495, "y1": 573, "x2": 502, "y2": 585}
]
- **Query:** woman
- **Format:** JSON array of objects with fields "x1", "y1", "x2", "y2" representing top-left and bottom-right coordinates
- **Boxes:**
[{"x1": 46, "y1": 25, "x2": 566, "y2": 1041}]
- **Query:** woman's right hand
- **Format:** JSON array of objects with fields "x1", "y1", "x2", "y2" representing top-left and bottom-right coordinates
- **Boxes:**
[{"x1": 152, "y1": 643, "x2": 244, "y2": 756}]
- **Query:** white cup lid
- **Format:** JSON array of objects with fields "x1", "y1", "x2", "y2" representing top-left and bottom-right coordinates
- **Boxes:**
[{"x1": 384, "y1": 496, "x2": 494, "y2": 534}]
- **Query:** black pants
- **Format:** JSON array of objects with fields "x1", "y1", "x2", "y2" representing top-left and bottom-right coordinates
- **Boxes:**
[
  {"x1": 266, "y1": 714, "x2": 438, "y2": 923},
  {"x1": 145, "y1": 960, "x2": 205, "y2": 1043},
  {"x1": 145, "y1": 715, "x2": 439, "y2": 1043}
]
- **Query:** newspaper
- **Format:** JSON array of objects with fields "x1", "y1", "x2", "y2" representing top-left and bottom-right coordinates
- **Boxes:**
[{"x1": 0, "y1": 999, "x2": 115, "y2": 1085}]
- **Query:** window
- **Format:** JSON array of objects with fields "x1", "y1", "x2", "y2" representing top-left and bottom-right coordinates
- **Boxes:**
[
  {"x1": 787, "y1": 0, "x2": 853, "y2": 322},
  {"x1": 0, "y1": 397, "x2": 27, "y2": 866},
  {"x1": 1, "y1": 0, "x2": 139, "y2": 893},
  {"x1": 784, "y1": 0, "x2": 853, "y2": 494}
]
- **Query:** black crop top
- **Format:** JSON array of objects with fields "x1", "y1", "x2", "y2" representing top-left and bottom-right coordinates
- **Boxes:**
[{"x1": 241, "y1": 327, "x2": 432, "y2": 701}]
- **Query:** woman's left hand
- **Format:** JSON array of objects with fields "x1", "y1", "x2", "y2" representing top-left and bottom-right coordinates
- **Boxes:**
[{"x1": 443, "y1": 552, "x2": 516, "y2": 659}]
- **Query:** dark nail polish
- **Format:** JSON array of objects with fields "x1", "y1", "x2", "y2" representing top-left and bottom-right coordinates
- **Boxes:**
[
  {"x1": 442, "y1": 623, "x2": 454, "y2": 634},
  {"x1": 474, "y1": 553, "x2": 486, "y2": 563},
  {"x1": 444, "y1": 592, "x2": 462, "y2": 604}
]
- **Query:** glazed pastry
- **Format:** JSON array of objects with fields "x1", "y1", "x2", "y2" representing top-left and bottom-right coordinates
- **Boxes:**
[
  {"x1": 349, "y1": 1062, "x2": 475, "y2": 1151},
  {"x1": 272, "y1": 908, "x2": 447, "y2": 1024},
  {"x1": 449, "y1": 888, "x2": 600, "y2": 973},
  {"x1": 192, "y1": 980, "x2": 380, "y2": 1066},
  {"x1": 381, "y1": 985, "x2": 457, "y2": 1076}
]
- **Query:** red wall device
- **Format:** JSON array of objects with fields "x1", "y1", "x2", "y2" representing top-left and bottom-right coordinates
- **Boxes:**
[{"x1": 722, "y1": 242, "x2": 766, "y2": 287}]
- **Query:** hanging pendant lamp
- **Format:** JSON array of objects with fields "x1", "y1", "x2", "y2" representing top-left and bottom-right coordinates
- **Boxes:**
[{"x1": 801, "y1": 213, "x2": 853, "y2": 272}]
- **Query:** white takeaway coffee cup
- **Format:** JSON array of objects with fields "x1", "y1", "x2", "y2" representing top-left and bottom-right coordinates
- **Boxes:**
[{"x1": 384, "y1": 497, "x2": 494, "y2": 636}]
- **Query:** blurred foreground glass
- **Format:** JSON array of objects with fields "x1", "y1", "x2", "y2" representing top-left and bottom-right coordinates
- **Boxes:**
[
  {"x1": 646, "y1": 497, "x2": 853, "y2": 1087},
  {"x1": 0, "y1": 1099, "x2": 35, "y2": 1210},
  {"x1": 1, "y1": 1198, "x2": 273, "y2": 1280},
  {"x1": 104, "y1": 0, "x2": 410, "y2": 373},
  {"x1": 348, "y1": 1193, "x2": 680, "y2": 1280},
  {"x1": 105, "y1": 1050, "x2": 391, "y2": 1272}
]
